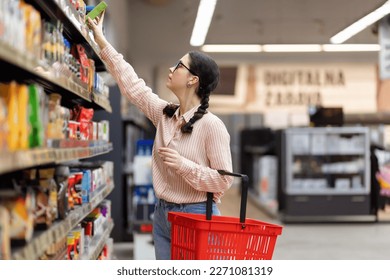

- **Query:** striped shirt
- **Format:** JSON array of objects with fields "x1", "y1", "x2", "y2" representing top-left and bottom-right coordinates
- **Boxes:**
[{"x1": 100, "y1": 45, "x2": 233, "y2": 203}]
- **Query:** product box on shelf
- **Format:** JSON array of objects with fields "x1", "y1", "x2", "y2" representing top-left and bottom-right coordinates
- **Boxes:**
[
  {"x1": 253, "y1": 155, "x2": 278, "y2": 213},
  {"x1": 132, "y1": 185, "x2": 155, "y2": 223},
  {"x1": 20, "y1": 1, "x2": 42, "y2": 58},
  {"x1": 133, "y1": 139, "x2": 153, "y2": 185},
  {"x1": 0, "y1": 82, "x2": 31, "y2": 151},
  {"x1": 81, "y1": 170, "x2": 91, "y2": 203},
  {"x1": 66, "y1": 232, "x2": 76, "y2": 260},
  {"x1": 291, "y1": 133, "x2": 310, "y2": 154},
  {"x1": 69, "y1": 171, "x2": 83, "y2": 207},
  {"x1": 97, "y1": 120, "x2": 109, "y2": 142},
  {"x1": 21, "y1": 167, "x2": 59, "y2": 229},
  {"x1": 0, "y1": 185, "x2": 35, "y2": 244},
  {"x1": 71, "y1": 225, "x2": 85, "y2": 259},
  {"x1": 133, "y1": 156, "x2": 152, "y2": 186},
  {"x1": 98, "y1": 238, "x2": 113, "y2": 260},
  {"x1": 34, "y1": 179, "x2": 58, "y2": 229},
  {"x1": 0, "y1": 206, "x2": 11, "y2": 260},
  {"x1": 54, "y1": 165, "x2": 71, "y2": 220},
  {"x1": 99, "y1": 199, "x2": 111, "y2": 219}
]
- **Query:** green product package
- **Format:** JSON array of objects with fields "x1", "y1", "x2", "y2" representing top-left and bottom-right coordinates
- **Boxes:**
[
  {"x1": 28, "y1": 84, "x2": 44, "y2": 148},
  {"x1": 86, "y1": 1, "x2": 107, "y2": 22}
]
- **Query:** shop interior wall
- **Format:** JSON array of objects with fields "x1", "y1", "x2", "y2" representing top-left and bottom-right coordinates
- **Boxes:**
[{"x1": 102, "y1": 0, "x2": 387, "y2": 239}]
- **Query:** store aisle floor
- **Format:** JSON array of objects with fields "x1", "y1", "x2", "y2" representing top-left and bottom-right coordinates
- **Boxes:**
[{"x1": 113, "y1": 185, "x2": 390, "y2": 260}]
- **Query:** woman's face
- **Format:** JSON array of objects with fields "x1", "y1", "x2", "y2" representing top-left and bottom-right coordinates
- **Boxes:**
[{"x1": 166, "y1": 54, "x2": 193, "y2": 94}]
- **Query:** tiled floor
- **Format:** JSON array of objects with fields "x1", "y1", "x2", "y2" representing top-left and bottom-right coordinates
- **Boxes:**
[{"x1": 113, "y1": 185, "x2": 390, "y2": 260}]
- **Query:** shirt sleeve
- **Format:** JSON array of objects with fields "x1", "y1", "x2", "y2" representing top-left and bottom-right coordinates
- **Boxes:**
[
  {"x1": 100, "y1": 44, "x2": 167, "y2": 127},
  {"x1": 176, "y1": 117, "x2": 234, "y2": 193}
]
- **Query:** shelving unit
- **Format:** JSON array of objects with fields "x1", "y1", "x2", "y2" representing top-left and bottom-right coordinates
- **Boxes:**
[
  {"x1": 24, "y1": 0, "x2": 104, "y2": 71},
  {"x1": 122, "y1": 116, "x2": 155, "y2": 236},
  {"x1": 0, "y1": 142, "x2": 112, "y2": 175},
  {"x1": 240, "y1": 128, "x2": 279, "y2": 218},
  {"x1": 0, "y1": 40, "x2": 110, "y2": 112},
  {"x1": 0, "y1": 0, "x2": 114, "y2": 259},
  {"x1": 117, "y1": 94, "x2": 156, "y2": 239},
  {"x1": 280, "y1": 126, "x2": 376, "y2": 222},
  {"x1": 12, "y1": 182, "x2": 114, "y2": 260}
]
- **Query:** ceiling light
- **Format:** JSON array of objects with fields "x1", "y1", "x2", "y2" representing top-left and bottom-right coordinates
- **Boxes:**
[
  {"x1": 263, "y1": 44, "x2": 322, "y2": 52},
  {"x1": 322, "y1": 44, "x2": 380, "y2": 52},
  {"x1": 190, "y1": 0, "x2": 217, "y2": 47},
  {"x1": 201, "y1": 44, "x2": 380, "y2": 53},
  {"x1": 201, "y1": 44, "x2": 262, "y2": 52},
  {"x1": 330, "y1": 1, "x2": 390, "y2": 44}
]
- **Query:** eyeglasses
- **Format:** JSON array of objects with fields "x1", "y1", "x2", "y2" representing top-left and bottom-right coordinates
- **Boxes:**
[{"x1": 173, "y1": 60, "x2": 198, "y2": 76}]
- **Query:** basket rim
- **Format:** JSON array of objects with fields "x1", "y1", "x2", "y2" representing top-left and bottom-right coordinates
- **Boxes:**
[{"x1": 168, "y1": 211, "x2": 283, "y2": 231}]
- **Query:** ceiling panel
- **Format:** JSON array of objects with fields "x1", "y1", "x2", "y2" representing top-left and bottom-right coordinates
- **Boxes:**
[{"x1": 113, "y1": 0, "x2": 388, "y2": 66}]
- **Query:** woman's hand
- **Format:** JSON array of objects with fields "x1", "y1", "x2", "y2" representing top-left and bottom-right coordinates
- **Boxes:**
[
  {"x1": 158, "y1": 147, "x2": 183, "y2": 171},
  {"x1": 86, "y1": 11, "x2": 109, "y2": 50}
]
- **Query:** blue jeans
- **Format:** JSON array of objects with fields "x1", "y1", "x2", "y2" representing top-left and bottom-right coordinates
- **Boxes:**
[{"x1": 152, "y1": 198, "x2": 220, "y2": 260}]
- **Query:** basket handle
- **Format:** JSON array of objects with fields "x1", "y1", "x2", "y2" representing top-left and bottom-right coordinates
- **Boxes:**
[{"x1": 206, "y1": 170, "x2": 249, "y2": 223}]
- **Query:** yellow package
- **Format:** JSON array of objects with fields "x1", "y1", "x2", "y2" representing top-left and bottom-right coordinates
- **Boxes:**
[
  {"x1": 20, "y1": 1, "x2": 42, "y2": 57},
  {"x1": 17, "y1": 84, "x2": 29, "y2": 150},
  {"x1": 0, "y1": 82, "x2": 18, "y2": 151},
  {"x1": 0, "y1": 92, "x2": 8, "y2": 151},
  {"x1": 88, "y1": 59, "x2": 95, "y2": 92}
]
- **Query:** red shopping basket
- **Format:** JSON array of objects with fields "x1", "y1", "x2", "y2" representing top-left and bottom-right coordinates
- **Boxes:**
[{"x1": 168, "y1": 170, "x2": 283, "y2": 260}]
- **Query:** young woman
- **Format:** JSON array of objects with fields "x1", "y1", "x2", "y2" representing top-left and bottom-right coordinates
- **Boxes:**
[{"x1": 87, "y1": 13, "x2": 233, "y2": 260}]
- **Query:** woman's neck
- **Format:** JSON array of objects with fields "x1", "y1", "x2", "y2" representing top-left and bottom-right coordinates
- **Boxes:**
[{"x1": 178, "y1": 94, "x2": 200, "y2": 116}]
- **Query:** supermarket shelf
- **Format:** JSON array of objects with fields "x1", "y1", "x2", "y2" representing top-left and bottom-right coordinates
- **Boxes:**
[
  {"x1": 244, "y1": 145, "x2": 274, "y2": 155},
  {"x1": 90, "y1": 182, "x2": 115, "y2": 210},
  {"x1": 281, "y1": 214, "x2": 377, "y2": 223},
  {"x1": 11, "y1": 182, "x2": 114, "y2": 260},
  {"x1": 344, "y1": 112, "x2": 390, "y2": 125},
  {"x1": 92, "y1": 92, "x2": 112, "y2": 113},
  {"x1": 82, "y1": 220, "x2": 114, "y2": 260},
  {"x1": 0, "y1": 40, "x2": 113, "y2": 112},
  {"x1": 285, "y1": 189, "x2": 369, "y2": 195},
  {"x1": 292, "y1": 151, "x2": 366, "y2": 156},
  {"x1": 0, "y1": 41, "x2": 91, "y2": 103},
  {"x1": 0, "y1": 142, "x2": 113, "y2": 175},
  {"x1": 48, "y1": 247, "x2": 67, "y2": 260},
  {"x1": 25, "y1": 0, "x2": 105, "y2": 71}
]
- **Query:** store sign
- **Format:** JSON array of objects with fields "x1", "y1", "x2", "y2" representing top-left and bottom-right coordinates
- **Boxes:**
[
  {"x1": 251, "y1": 63, "x2": 377, "y2": 114},
  {"x1": 262, "y1": 69, "x2": 344, "y2": 107}
]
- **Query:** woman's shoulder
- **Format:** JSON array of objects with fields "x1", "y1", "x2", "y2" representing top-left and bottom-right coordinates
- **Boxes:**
[{"x1": 201, "y1": 111, "x2": 228, "y2": 130}]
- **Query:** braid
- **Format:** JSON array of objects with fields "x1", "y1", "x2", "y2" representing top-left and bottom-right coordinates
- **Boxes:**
[
  {"x1": 163, "y1": 103, "x2": 179, "y2": 117},
  {"x1": 181, "y1": 92, "x2": 210, "y2": 133}
]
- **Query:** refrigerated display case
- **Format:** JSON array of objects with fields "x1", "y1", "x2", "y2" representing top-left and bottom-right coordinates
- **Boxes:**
[{"x1": 280, "y1": 126, "x2": 375, "y2": 222}]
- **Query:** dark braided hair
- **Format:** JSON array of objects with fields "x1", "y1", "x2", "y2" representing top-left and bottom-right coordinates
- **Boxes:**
[{"x1": 163, "y1": 51, "x2": 220, "y2": 133}]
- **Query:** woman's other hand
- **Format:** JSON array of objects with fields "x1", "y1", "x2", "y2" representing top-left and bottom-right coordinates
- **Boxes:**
[{"x1": 158, "y1": 147, "x2": 183, "y2": 171}]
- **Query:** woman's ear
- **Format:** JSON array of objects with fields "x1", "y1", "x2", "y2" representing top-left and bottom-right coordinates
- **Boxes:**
[{"x1": 191, "y1": 76, "x2": 199, "y2": 84}]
